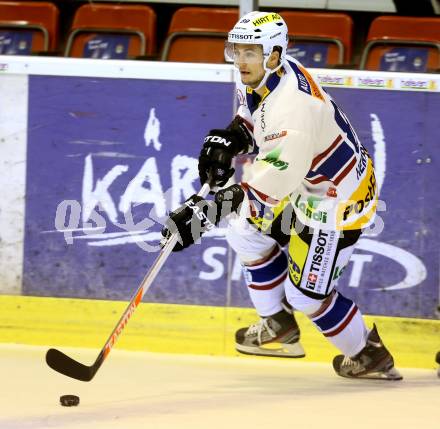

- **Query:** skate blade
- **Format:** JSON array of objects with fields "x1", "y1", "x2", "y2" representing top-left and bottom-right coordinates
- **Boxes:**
[
  {"x1": 340, "y1": 366, "x2": 403, "y2": 381},
  {"x1": 236, "y1": 341, "x2": 306, "y2": 358}
]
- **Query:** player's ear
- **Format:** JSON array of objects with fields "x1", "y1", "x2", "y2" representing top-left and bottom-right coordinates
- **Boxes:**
[{"x1": 267, "y1": 49, "x2": 281, "y2": 70}]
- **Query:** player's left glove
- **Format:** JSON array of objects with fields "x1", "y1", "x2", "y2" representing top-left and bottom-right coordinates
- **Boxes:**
[
  {"x1": 161, "y1": 184, "x2": 245, "y2": 252},
  {"x1": 198, "y1": 116, "x2": 254, "y2": 188}
]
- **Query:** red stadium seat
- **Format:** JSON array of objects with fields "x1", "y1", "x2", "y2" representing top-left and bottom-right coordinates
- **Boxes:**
[
  {"x1": 280, "y1": 11, "x2": 353, "y2": 67},
  {"x1": 161, "y1": 7, "x2": 239, "y2": 63},
  {"x1": 0, "y1": 1, "x2": 59, "y2": 54},
  {"x1": 65, "y1": 3, "x2": 156, "y2": 59},
  {"x1": 360, "y1": 16, "x2": 440, "y2": 72}
]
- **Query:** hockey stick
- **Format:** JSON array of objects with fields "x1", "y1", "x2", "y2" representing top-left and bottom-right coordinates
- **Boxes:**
[{"x1": 46, "y1": 181, "x2": 212, "y2": 382}]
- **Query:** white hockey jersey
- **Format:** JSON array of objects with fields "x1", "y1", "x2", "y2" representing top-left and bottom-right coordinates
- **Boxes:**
[{"x1": 236, "y1": 56, "x2": 378, "y2": 231}]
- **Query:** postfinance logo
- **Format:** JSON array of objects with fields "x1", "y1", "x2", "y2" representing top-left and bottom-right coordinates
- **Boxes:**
[
  {"x1": 337, "y1": 159, "x2": 378, "y2": 229},
  {"x1": 252, "y1": 13, "x2": 282, "y2": 27}
]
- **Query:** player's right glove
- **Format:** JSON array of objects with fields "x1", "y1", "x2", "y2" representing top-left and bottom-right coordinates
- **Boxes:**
[
  {"x1": 161, "y1": 184, "x2": 245, "y2": 251},
  {"x1": 198, "y1": 116, "x2": 253, "y2": 188}
]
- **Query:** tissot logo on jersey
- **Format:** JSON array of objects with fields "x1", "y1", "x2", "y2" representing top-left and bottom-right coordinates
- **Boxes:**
[
  {"x1": 310, "y1": 230, "x2": 329, "y2": 273},
  {"x1": 305, "y1": 230, "x2": 333, "y2": 291}
]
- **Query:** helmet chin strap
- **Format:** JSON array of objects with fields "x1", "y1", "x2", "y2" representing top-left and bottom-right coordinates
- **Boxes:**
[
  {"x1": 252, "y1": 55, "x2": 283, "y2": 92},
  {"x1": 253, "y1": 69, "x2": 270, "y2": 91}
]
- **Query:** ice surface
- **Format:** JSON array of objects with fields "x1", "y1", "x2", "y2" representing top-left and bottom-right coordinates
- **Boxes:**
[{"x1": 1, "y1": 344, "x2": 439, "y2": 429}]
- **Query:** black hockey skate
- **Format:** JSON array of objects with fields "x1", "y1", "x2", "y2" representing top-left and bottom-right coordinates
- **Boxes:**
[
  {"x1": 333, "y1": 324, "x2": 402, "y2": 380},
  {"x1": 235, "y1": 306, "x2": 305, "y2": 358}
]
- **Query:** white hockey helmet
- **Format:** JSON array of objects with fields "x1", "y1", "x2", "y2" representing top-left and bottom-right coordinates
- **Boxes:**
[{"x1": 225, "y1": 11, "x2": 288, "y2": 69}]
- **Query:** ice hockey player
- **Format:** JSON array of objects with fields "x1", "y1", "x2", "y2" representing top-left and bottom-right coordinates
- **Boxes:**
[{"x1": 162, "y1": 11, "x2": 402, "y2": 380}]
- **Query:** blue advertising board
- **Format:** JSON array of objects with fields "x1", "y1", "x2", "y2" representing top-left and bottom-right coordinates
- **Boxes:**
[
  {"x1": 24, "y1": 76, "x2": 235, "y2": 306},
  {"x1": 24, "y1": 75, "x2": 439, "y2": 318}
]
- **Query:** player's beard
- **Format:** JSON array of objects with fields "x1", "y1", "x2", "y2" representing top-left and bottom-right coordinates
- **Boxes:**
[{"x1": 241, "y1": 70, "x2": 265, "y2": 89}]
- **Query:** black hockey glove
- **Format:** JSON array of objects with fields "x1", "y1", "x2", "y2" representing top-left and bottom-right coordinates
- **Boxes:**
[
  {"x1": 198, "y1": 116, "x2": 253, "y2": 187},
  {"x1": 161, "y1": 184, "x2": 245, "y2": 252}
]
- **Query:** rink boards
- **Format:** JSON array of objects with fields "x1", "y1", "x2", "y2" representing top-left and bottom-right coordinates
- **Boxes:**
[
  {"x1": 1, "y1": 294, "x2": 439, "y2": 369},
  {"x1": 0, "y1": 56, "x2": 439, "y2": 368}
]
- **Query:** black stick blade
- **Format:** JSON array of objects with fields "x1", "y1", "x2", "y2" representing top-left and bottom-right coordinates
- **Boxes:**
[{"x1": 46, "y1": 348, "x2": 97, "y2": 382}]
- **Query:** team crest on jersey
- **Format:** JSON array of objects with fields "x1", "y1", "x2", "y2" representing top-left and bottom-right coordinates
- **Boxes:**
[{"x1": 236, "y1": 88, "x2": 246, "y2": 106}]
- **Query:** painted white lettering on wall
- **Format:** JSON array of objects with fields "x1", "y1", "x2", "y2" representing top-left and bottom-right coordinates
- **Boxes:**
[
  {"x1": 53, "y1": 106, "x2": 205, "y2": 248},
  {"x1": 78, "y1": 154, "x2": 198, "y2": 247},
  {"x1": 356, "y1": 238, "x2": 427, "y2": 290},
  {"x1": 199, "y1": 247, "x2": 227, "y2": 280},
  {"x1": 200, "y1": 239, "x2": 426, "y2": 293},
  {"x1": 171, "y1": 155, "x2": 199, "y2": 211},
  {"x1": 348, "y1": 254, "x2": 373, "y2": 287},
  {"x1": 82, "y1": 154, "x2": 128, "y2": 223},
  {"x1": 370, "y1": 113, "x2": 386, "y2": 193},
  {"x1": 144, "y1": 107, "x2": 162, "y2": 151},
  {"x1": 119, "y1": 157, "x2": 166, "y2": 217}
]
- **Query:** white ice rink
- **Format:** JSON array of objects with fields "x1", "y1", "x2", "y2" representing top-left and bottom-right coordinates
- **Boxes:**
[{"x1": 1, "y1": 344, "x2": 439, "y2": 429}]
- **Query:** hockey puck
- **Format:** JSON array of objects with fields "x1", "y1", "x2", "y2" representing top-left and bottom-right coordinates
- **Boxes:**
[{"x1": 60, "y1": 395, "x2": 80, "y2": 407}]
